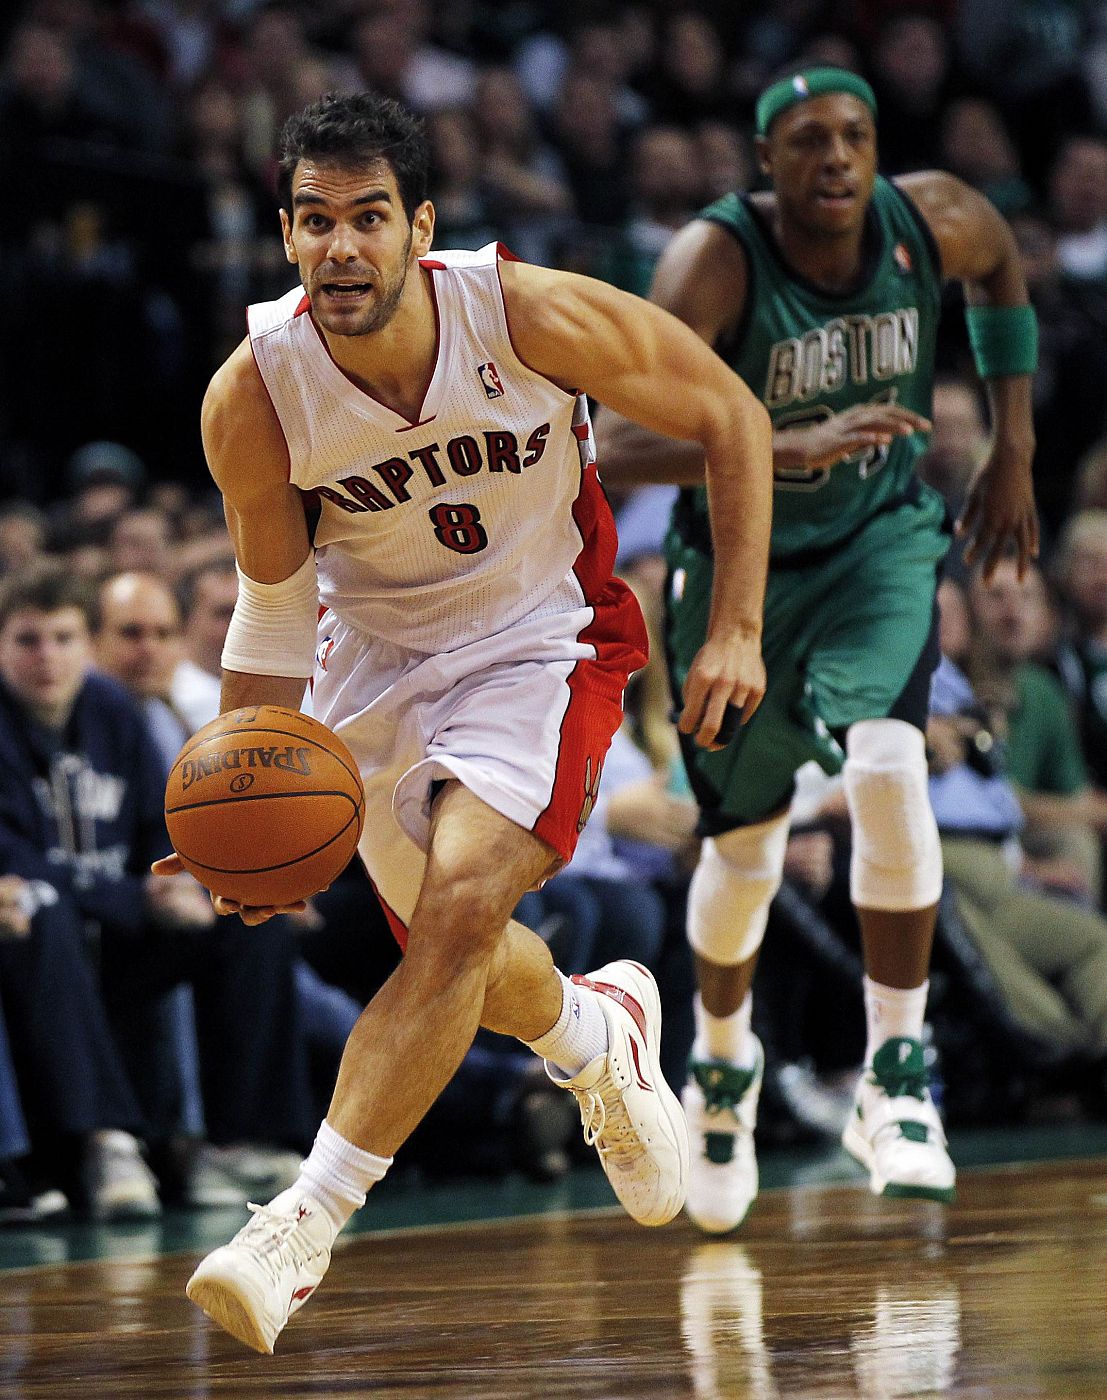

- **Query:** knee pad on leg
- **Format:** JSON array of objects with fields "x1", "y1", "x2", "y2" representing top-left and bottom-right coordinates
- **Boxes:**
[
  {"x1": 843, "y1": 718, "x2": 942, "y2": 912},
  {"x1": 687, "y1": 813, "x2": 790, "y2": 965}
]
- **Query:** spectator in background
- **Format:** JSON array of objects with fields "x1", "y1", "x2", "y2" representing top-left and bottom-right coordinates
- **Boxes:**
[
  {"x1": 695, "y1": 121, "x2": 752, "y2": 204},
  {"x1": 424, "y1": 108, "x2": 500, "y2": 253},
  {"x1": 1010, "y1": 207, "x2": 1107, "y2": 540},
  {"x1": 868, "y1": 13, "x2": 956, "y2": 172},
  {"x1": 94, "y1": 571, "x2": 188, "y2": 764},
  {"x1": 0, "y1": 22, "x2": 99, "y2": 153},
  {"x1": 62, "y1": 441, "x2": 145, "y2": 530},
  {"x1": 916, "y1": 375, "x2": 989, "y2": 578},
  {"x1": 348, "y1": 0, "x2": 475, "y2": 115},
  {"x1": 939, "y1": 98, "x2": 1032, "y2": 217},
  {"x1": 171, "y1": 558, "x2": 237, "y2": 732},
  {"x1": 602, "y1": 125, "x2": 702, "y2": 296},
  {"x1": 929, "y1": 586, "x2": 1107, "y2": 1077},
  {"x1": 107, "y1": 507, "x2": 175, "y2": 576},
  {"x1": 234, "y1": 6, "x2": 320, "y2": 181},
  {"x1": 182, "y1": 78, "x2": 279, "y2": 362},
  {"x1": 471, "y1": 67, "x2": 572, "y2": 262},
  {"x1": 967, "y1": 559, "x2": 1106, "y2": 903},
  {"x1": 956, "y1": 0, "x2": 1095, "y2": 185},
  {"x1": 0, "y1": 505, "x2": 46, "y2": 578},
  {"x1": 92, "y1": 569, "x2": 317, "y2": 1206},
  {"x1": 640, "y1": 10, "x2": 732, "y2": 127},
  {"x1": 1048, "y1": 135, "x2": 1107, "y2": 287},
  {"x1": 0, "y1": 880, "x2": 68, "y2": 1223},
  {"x1": 0, "y1": 565, "x2": 198, "y2": 1217},
  {"x1": 1054, "y1": 510, "x2": 1107, "y2": 796},
  {"x1": 550, "y1": 71, "x2": 632, "y2": 228}
]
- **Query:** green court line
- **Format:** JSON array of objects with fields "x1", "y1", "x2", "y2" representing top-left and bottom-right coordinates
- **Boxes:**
[{"x1": 3, "y1": 1122, "x2": 1107, "y2": 1274}]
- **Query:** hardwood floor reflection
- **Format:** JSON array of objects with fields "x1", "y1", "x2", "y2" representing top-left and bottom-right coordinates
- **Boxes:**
[{"x1": 2, "y1": 1157, "x2": 1106, "y2": 1397}]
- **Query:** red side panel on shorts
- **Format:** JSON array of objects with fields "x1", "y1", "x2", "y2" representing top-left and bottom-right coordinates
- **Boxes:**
[
  {"x1": 533, "y1": 462, "x2": 649, "y2": 864},
  {"x1": 369, "y1": 876, "x2": 409, "y2": 953}
]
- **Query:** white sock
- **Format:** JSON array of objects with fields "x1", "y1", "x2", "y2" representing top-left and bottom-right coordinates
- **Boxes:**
[
  {"x1": 692, "y1": 991, "x2": 757, "y2": 1069},
  {"x1": 291, "y1": 1121, "x2": 392, "y2": 1232},
  {"x1": 864, "y1": 976, "x2": 929, "y2": 1066},
  {"x1": 523, "y1": 971, "x2": 610, "y2": 1077}
]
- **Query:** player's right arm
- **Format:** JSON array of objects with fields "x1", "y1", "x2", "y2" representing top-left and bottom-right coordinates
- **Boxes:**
[
  {"x1": 596, "y1": 220, "x2": 930, "y2": 485},
  {"x1": 152, "y1": 340, "x2": 314, "y2": 920},
  {"x1": 201, "y1": 338, "x2": 316, "y2": 715}
]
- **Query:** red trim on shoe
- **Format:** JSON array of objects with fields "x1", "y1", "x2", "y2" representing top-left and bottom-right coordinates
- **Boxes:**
[
  {"x1": 628, "y1": 1038, "x2": 654, "y2": 1093},
  {"x1": 571, "y1": 975, "x2": 648, "y2": 1039}
]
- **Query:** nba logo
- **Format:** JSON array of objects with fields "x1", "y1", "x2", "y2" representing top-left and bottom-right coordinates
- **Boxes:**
[
  {"x1": 316, "y1": 635, "x2": 335, "y2": 672},
  {"x1": 478, "y1": 362, "x2": 505, "y2": 399},
  {"x1": 893, "y1": 242, "x2": 913, "y2": 273}
]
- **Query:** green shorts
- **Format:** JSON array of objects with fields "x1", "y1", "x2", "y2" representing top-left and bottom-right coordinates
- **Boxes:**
[{"x1": 665, "y1": 493, "x2": 949, "y2": 833}]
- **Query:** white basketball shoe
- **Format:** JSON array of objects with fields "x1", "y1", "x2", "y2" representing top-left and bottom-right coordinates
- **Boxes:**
[
  {"x1": 546, "y1": 960, "x2": 689, "y2": 1226},
  {"x1": 842, "y1": 1037, "x2": 956, "y2": 1202},
  {"x1": 186, "y1": 1188, "x2": 336, "y2": 1354},
  {"x1": 682, "y1": 1038, "x2": 764, "y2": 1234}
]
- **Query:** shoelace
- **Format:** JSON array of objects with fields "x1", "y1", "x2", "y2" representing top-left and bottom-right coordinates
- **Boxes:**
[
  {"x1": 237, "y1": 1203, "x2": 322, "y2": 1289},
  {"x1": 573, "y1": 1074, "x2": 642, "y2": 1165}
]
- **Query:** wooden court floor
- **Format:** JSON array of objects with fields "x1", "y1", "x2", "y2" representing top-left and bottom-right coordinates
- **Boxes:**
[{"x1": 2, "y1": 1156, "x2": 1106, "y2": 1399}]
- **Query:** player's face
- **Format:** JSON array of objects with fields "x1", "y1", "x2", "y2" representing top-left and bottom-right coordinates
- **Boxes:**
[
  {"x1": 281, "y1": 160, "x2": 434, "y2": 337},
  {"x1": 0, "y1": 607, "x2": 92, "y2": 724},
  {"x1": 758, "y1": 94, "x2": 878, "y2": 237}
]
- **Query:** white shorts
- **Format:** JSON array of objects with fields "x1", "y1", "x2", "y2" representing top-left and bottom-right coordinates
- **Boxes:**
[{"x1": 311, "y1": 588, "x2": 646, "y2": 943}]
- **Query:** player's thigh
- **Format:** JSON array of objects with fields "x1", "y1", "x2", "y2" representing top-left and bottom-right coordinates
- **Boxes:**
[{"x1": 804, "y1": 543, "x2": 942, "y2": 733}]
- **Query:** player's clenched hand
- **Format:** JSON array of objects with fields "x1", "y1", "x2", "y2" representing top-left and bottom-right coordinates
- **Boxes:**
[
  {"x1": 776, "y1": 403, "x2": 931, "y2": 473},
  {"x1": 956, "y1": 442, "x2": 1039, "y2": 582},
  {"x1": 150, "y1": 854, "x2": 309, "y2": 925},
  {"x1": 677, "y1": 632, "x2": 766, "y2": 751}
]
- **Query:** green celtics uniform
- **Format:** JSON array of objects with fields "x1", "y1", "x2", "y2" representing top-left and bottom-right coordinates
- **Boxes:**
[{"x1": 667, "y1": 176, "x2": 951, "y2": 831}]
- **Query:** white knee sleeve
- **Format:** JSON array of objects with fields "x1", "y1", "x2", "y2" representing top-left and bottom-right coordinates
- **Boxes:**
[
  {"x1": 843, "y1": 718, "x2": 942, "y2": 912},
  {"x1": 687, "y1": 813, "x2": 790, "y2": 965}
]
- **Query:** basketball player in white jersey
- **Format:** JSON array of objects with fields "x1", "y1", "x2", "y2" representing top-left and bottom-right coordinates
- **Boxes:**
[{"x1": 158, "y1": 93, "x2": 773, "y2": 1356}]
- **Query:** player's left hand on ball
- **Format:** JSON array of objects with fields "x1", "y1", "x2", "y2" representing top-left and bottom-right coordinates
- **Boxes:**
[
  {"x1": 678, "y1": 633, "x2": 766, "y2": 751},
  {"x1": 151, "y1": 854, "x2": 308, "y2": 924}
]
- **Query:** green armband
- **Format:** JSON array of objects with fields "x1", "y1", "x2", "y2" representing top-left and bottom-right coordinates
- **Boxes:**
[{"x1": 964, "y1": 303, "x2": 1038, "y2": 378}]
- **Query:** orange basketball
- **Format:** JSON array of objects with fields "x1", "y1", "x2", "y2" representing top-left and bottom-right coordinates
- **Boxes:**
[{"x1": 164, "y1": 705, "x2": 365, "y2": 906}]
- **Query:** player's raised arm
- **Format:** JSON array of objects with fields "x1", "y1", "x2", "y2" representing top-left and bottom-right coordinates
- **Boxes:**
[
  {"x1": 200, "y1": 338, "x2": 318, "y2": 715},
  {"x1": 900, "y1": 170, "x2": 1040, "y2": 580},
  {"x1": 500, "y1": 260, "x2": 773, "y2": 747}
]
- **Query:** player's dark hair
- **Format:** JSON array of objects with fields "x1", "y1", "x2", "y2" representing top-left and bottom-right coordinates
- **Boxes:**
[
  {"x1": 277, "y1": 92, "x2": 430, "y2": 223},
  {"x1": 0, "y1": 564, "x2": 97, "y2": 633}
]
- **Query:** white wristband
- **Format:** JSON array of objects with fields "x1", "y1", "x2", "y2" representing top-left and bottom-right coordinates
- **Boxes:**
[{"x1": 221, "y1": 554, "x2": 319, "y2": 679}]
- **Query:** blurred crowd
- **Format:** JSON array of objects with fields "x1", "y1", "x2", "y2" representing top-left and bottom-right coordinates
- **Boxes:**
[{"x1": 5, "y1": 0, "x2": 1107, "y2": 1222}]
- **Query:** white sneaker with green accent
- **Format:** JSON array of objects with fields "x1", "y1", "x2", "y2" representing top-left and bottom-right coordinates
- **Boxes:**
[
  {"x1": 842, "y1": 1037, "x2": 955, "y2": 1202},
  {"x1": 682, "y1": 1038, "x2": 764, "y2": 1234},
  {"x1": 546, "y1": 960, "x2": 689, "y2": 1226},
  {"x1": 186, "y1": 1188, "x2": 336, "y2": 1354}
]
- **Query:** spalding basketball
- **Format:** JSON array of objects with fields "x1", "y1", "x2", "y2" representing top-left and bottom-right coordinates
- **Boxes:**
[{"x1": 165, "y1": 705, "x2": 365, "y2": 906}]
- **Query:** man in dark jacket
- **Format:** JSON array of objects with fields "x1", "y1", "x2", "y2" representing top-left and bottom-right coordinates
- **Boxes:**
[{"x1": 0, "y1": 565, "x2": 315, "y2": 1215}]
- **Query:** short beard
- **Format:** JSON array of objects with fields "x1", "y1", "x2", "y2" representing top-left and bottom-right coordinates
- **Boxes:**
[{"x1": 311, "y1": 230, "x2": 413, "y2": 338}]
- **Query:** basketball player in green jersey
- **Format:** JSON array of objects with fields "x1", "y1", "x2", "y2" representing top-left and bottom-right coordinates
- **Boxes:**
[{"x1": 598, "y1": 68, "x2": 1039, "y2": 1231}]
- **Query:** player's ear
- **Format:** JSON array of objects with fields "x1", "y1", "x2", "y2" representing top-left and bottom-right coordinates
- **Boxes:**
[
  {"x1": 755, "y1": 135, "x2": 772, "y2": 180},
  {"x1": 279, "y1": 208, "x2": 298, "y2": 266},
  {"x1": 411, "y1": 199, "x2": 435, "y2": 257}
]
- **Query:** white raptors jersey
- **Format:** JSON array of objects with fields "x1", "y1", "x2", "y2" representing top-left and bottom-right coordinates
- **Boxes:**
[{"x1": 248, "y1": 243, "x2": 611, "y2": 653}]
